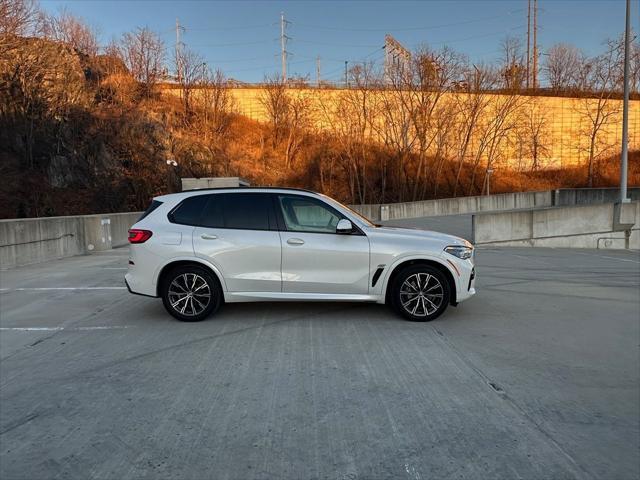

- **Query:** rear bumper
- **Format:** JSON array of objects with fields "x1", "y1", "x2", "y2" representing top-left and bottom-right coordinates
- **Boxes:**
[{"x1": 125, "y1": 272, "x2": 158, "y2": 298}]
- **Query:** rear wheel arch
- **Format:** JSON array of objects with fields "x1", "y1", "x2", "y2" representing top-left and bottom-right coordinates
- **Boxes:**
[
  {"x1": 384, "y1": 258, "x2": 457, "y2": 306},
  {"x1": 156, "y1": 259, "x2": 225, "y2": 298}
]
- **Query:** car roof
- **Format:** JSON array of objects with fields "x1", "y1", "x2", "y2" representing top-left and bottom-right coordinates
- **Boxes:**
[{"x1": 154, "y1": 186, "x2": 318, "y2": 202}]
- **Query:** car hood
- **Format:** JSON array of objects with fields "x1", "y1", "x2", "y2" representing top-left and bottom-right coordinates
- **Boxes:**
[{"x1": 369, "y1": 225, "x2": 471, "y2": 246}]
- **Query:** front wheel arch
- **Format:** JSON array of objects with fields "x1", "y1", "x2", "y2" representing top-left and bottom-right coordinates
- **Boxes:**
[{"x1": 384, "y1": 259, "x2": 457, "y2": 306}]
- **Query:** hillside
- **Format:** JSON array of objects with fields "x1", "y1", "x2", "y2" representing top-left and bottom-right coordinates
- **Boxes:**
[{"x1": 0, "y1": 36, "x2": 637, "y2": 219}]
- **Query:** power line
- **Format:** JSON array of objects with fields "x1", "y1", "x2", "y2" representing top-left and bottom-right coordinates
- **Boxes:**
[
  {"x1": 411, "y1": 25, "x2": 526, "y2": 49},
  {"x1": 295, "y1": 39, "x2": 381, "y2": 48},
  {"x1": 183, "y1": 23, "x2": 273, "y2": 31},
  {"x1": 294, "y1": 8, "x2": 525, "y2": 32},
  {"x1": 174, "y1": 40, "x2": 270, "y2": 48},
  {"x1": 224, "y1": 59, "x2": 309, "y2": 74},
  {"x1": 321, "y1": 46, "x2": 385, "y2": 78}
]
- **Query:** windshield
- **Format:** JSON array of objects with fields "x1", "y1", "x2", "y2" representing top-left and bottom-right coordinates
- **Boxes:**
[{"x1": 320, "y1": 194, "x2": 377, "y2": 228}]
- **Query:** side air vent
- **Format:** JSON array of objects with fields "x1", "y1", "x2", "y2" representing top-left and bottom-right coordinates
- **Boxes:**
[{"x1": 371, "y1": 266, "x2": 385, "y2": 287}]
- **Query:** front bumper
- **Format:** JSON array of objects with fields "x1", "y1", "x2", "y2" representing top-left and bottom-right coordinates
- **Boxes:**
[{"x1": 452, "y1": 259, "x2": 476, "y2": 303}]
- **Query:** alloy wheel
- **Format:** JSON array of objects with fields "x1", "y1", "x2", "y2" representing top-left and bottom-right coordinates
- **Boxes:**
[
  {"x1": 399, "y1": 272, "x2": 444, "y2": 317},
  {"x1": 167, "y1": 273, "x2": 212, "y2": 317}
]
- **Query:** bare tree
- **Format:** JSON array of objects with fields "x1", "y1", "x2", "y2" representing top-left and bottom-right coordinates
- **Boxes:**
[
  {"x1": 500, "y1": 35, "x2": 526, "y2": 91},
  {"x1": 0, "y1": 0, "x2": 38, "y2": 36},
  {"x1": 39, "y1": 8, "x2": 99, "y2": 56},
  {"x1": 336, "y1": 62, "x2": 378, "y2": 203},
  {"x1": 121, "y1": 27, "x2": 165, "y2": 96},
  {"x1": 518, "y1": 100, "x2": 550, "y2": 170},
  {"x1": 283, "y1": 92, "x2": 312, "y2": 170},
  {"x1": 543, "y1": 43, "x2": 583, "y2": 92},
  {"x1": 452, "y1": 64, "x2": 496, "y2": 196},
  {"x1": 631, "y1": 37, "x2": 640, "y2": 93},
  {"x1": 407, "y1": 46, "x2": 465, "y2": 200},
  {"x1": 574, "y1": 41, "x2": 623, "y2": 186},
  {"x1": 175, "y1": 47, "x2": 204, "y2": 118},
  {"x1": 259, "y1": 74, "x2": 290, "y2": 148},
  {"x1": 201, "y1": 68, "x2": 234, "y2": 138}
]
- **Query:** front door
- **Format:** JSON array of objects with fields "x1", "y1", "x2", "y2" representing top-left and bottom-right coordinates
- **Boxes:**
[
  {"x1": 193, "y1": 193, "x2": 281, "y2": 292},
  {"x1": 276, "y1": 194, "x2": 370, "y2": 295}
]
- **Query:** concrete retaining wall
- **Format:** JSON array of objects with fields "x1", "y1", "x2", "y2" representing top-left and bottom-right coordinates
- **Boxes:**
[
  {"x1": 473, "y1": 202, "x2": 640, "y2": 249},
  {"x1": 0, "y1": 212, "x2": 141, "y2": 269}
]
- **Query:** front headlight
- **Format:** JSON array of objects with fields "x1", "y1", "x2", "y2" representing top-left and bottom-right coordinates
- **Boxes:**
[{"x1": 444, "y1": 245, "x2": 474, "y2": 260}]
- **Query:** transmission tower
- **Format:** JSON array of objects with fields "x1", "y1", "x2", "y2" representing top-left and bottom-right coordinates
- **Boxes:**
[
  {"x1": 175, "y1": 18, "x2": 185, "y2": 82},
  {"x1": 280, "y1": 12, "x2": 291, "y2": 83}
]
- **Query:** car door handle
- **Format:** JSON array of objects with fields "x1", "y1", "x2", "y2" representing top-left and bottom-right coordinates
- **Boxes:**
[
  {"x1": 201, "y1": 234, "x2": 218, "y2": 240},
  {"x1": 287, "y1": 238, "x2": 305, "y2": 245}
]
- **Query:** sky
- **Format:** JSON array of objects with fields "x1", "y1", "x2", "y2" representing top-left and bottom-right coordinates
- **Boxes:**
[{"x1": 40, "y1": 0, "x2": 637, "y2": 83}]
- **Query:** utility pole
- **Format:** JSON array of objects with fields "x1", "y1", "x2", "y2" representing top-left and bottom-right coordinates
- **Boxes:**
[
  {"x1": 532, "y1": 0, "x2": 538, "y2": 90},
  {"x1": 316, "y1": 55, "x2": 321, "y2": 87},
  {"x1": 620, "y1": 0, "x2": 631, "y2": 203},
  {"x1": 526, "y1": 0, "x2": 531, "y2": 89},
  {"x1": 280, "y1": 12, "x2": 291, "y2": 83},
  {"x1": 344, "y1": 60, "x2": 348, "y2": 88},
  {"x1": 486, "y1": 168, "x2": 494, "y2": 196}
]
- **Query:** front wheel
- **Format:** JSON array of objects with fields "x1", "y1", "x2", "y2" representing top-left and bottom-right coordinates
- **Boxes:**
[
  {"x1": 161, "y1": 266, "x2": 222, "y2": 322},
  {"x1": 391, "y1": 265, "x2": 450, "y2": 322}
]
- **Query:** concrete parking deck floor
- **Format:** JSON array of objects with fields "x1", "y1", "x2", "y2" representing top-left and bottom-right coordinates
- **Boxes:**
[{"x1": 1, "y1": 244, "x2": 639, "y2": 479}]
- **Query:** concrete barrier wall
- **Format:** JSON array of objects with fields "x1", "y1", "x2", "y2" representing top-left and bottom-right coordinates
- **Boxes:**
[
  {"x1": 350, "y1": 191, "x2": 553, "y2": 221},
  {"x1": 553, "y1": 187, "x2": 640, "y2": 206},
  {"x1": 0, "y1": 212, "x2": 141, "y2": 269},
  {"x1": 2, "y1": 187, "x2": 638, "y2": 268},
  {"x1": 350, "y1": 188, "x2": 637, "y2": 222},
  {"x1": 473, "y1": 202, "x2": 640, "y2": 249}
]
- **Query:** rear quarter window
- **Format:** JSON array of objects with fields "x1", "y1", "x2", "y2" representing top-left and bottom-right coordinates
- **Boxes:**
[{"x1": 138, "y1": 200, "x2": 163, "y2": 221}]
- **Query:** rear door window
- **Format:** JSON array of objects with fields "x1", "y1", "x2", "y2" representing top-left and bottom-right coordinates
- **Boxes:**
[{"x1": 222, "y1": 193, "x2": 272, "y2": 230}]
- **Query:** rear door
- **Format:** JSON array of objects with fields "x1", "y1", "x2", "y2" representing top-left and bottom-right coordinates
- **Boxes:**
[
  {"x1": 192, "y1": 193, "x2": 282, "y2": 293},
  {"x1": 276, "y1": 194, "x2": 370, "y2": 295}
]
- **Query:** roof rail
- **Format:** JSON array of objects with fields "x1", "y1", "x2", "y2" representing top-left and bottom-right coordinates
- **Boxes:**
[{"x1": 180, "y1": 186, "x2": 318, "y2": 194}]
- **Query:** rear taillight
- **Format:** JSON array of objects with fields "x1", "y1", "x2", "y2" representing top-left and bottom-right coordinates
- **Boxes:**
[{"x1": 128, "y1": 229, "x2": 153, "y2": 244}]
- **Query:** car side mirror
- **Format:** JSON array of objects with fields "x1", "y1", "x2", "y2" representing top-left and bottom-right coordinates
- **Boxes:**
[{"x1": 336, "y1": 219, "x2": 353, "y2": 234}]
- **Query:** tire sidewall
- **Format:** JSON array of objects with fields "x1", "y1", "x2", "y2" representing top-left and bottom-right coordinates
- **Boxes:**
[
  {"x1": 161, "y1": 266, "x2": 222, "y2": 322},
  {"x1": 391, "y1": 265, "x2": 450, "y2": 322}
]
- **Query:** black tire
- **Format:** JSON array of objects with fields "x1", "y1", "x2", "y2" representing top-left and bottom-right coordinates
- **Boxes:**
[
  {"x1": 390, "y1": 265, "x2": 450, "y2": 322},
  {"x1": 160, "y1": 265, "x2": 222, "y2": 322}
]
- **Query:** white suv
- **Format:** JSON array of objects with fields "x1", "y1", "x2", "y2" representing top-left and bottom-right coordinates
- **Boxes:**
[{"x1": 125, "y1": 188, "x2": 475, "y2": 322}]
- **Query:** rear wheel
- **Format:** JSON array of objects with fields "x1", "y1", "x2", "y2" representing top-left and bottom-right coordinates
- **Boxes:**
[
  {"x1": 391, "y1": 265, "x2": 450, "y2": 322},
  {"x1": 161, "y1": 265, "x2": 221, "y2": 322}
]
